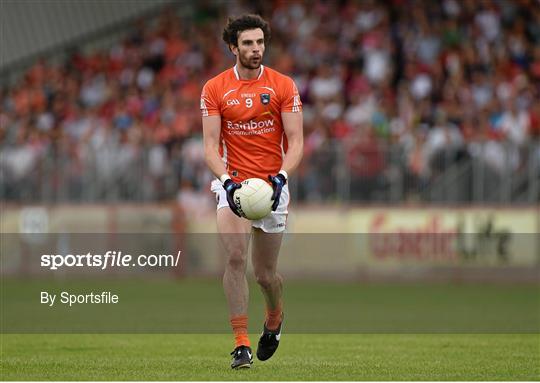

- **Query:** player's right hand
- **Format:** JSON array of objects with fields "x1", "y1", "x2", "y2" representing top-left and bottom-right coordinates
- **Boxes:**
[{"x1": 223, "y1": 179, "x2": 243, "y2": 217}]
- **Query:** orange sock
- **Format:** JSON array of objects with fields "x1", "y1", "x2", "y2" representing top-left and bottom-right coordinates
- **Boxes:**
[
  {"x1": 265, "y1": 302, "x2": 283, "y2": 331},
  {"x1": 230, "y1": 315, "x2": 250, "y2": 347}
]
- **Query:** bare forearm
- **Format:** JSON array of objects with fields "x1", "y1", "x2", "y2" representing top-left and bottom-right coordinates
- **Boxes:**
[
  {"x1": 202, "y1": 115, "x2": 227, "y2": 179},
  {"x1": 205, "y1": 146, "x2": 228, "y2": 179},
  {"x1": 280, "y1": 111, "x2": 303, "y2": 176},
  {"x1": 280, "y1": 140, "x2": 303, "y2": 175}
]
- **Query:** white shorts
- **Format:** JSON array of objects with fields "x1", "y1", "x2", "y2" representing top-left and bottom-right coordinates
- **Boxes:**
[{"x1": 210, "y1": 179, "x2": 289, "y2": 233}]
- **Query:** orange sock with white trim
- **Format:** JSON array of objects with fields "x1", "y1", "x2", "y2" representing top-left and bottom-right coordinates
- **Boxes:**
[
  {"x1": 265, "y1": 302, "x2": 283, "y2": 331},
  {"x1": 230, "y1": 315, "x2": 250, "y2": 347}
]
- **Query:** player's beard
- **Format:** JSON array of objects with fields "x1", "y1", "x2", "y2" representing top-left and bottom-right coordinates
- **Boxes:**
[{"x1": 239, "y1": 53, "x2": 262, "y2": 70}]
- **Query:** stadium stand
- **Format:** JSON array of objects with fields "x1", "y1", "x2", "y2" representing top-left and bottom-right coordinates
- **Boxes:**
[{"x1": 1, "y1": 0, "x2": 539, "y2": 203}]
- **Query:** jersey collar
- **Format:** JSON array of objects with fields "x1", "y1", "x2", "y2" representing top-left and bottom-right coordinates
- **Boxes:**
[{"x1": 233, "y1": 64, "x2": 264, "y2": 81}]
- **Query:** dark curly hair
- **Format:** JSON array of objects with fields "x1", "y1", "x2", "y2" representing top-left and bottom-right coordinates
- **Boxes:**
[{"x1": 222, "y1": 14, "x2": 271, "y2": 49}]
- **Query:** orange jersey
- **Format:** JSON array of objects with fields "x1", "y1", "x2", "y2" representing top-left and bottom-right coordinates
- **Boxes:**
[{"x1": 201, "y1": 65, "x2": 302, "y2": 182}]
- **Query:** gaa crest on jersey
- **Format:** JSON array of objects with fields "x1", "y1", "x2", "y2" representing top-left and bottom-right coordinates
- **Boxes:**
[{"x1": 260, "y1": 93, "x2": 271, "y2": 105}]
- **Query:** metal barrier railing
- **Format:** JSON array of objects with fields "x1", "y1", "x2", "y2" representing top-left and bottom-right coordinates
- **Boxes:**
[{"x1": 1, "y1": 138, "x2": 538, "y2": 204}]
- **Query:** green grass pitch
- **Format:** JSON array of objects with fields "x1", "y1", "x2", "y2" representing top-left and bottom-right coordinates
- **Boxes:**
[
  {"x1": 1, "y1": 278, "x2": 539, "y2": 380},
  {"x1": 2, "y1": 333, "x2": 538, "y2": 380}
]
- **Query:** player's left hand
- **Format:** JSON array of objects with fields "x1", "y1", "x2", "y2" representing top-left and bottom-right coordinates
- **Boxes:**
[{"x1": 268, "y1": 173, "x2": 287, "y2": 211}]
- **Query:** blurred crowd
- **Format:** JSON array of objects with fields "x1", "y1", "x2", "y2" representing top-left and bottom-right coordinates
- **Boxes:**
[{"x1": 1, "y1": 0, "x2": 539, "y2": 203}]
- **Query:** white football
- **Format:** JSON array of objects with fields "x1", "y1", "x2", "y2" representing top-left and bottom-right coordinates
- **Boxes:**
[{"x1": 233, "y1": 178, "x2": 274, "y2": 220}]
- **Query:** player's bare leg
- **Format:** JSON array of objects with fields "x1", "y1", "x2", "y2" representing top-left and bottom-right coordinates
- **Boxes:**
[
  {"x1": 252, "y1": 228, "x2": 283, "y2": 310},
  {"x1": 218, "y1": 207, "x2": 251, "y2": 317},
  {"x1": 251, "y1": 228, "x2": 284, "y2": 361},
  {"x1": 217, "y1": 207, "x2": 253, "y2": 368}
]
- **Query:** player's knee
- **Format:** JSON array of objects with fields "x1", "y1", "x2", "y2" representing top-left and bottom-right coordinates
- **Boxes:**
[
  {"x1": 226, "y1": 250, "x2": 247, "y2": 270},
  {"x1": 223, "y1": 242, "x2": 247, "y2": 258}
]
